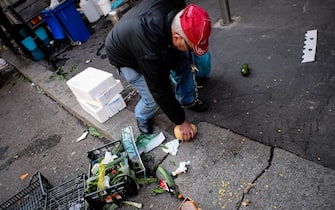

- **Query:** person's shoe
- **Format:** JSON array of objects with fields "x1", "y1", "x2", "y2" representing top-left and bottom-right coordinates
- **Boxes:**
[
  {"x1": 184, "y1": 99, "x2": 209, "y2": 112},
  {"x1": 137, "y1": 119, "x2": 153, "y2": 134}
]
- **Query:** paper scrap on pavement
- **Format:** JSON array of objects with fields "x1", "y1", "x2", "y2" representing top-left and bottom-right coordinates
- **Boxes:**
[
  {"x1": 137, "y1": 132, "x2": 165, "y2": 154},
  {"x1": 76, "y1": 130, "x2": 88, "y2": 142},
  {"x1": 302, "y1": 29, "x2": 317, "y2": 63},
  {"x1": 172, "y1": 161, "x2": 190, "y2": 176},
  {"x1": 162, "y1": 139, "x2": 180, "y2": 156}
]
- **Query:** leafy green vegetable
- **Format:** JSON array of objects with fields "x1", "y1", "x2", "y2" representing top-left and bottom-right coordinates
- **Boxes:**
[
  {"x1": 69, "y1": 64, "x2": 78, "y2": 73},
  {"x1": 35, "y1": 86, "x2": 45, "y2": 94},
  {"x1": 152, "y1": 187, "x2": 166, "y2": 195},
  {"x1": 159, "y1": 144, "x2": 168, "y2": 149},
  {"x1": 135, "y1": 177, "x2": 158, "y2": 185},
  {"x1": 88, "y1": 127, "x2": 104, "y2": 138},
  {"x1": 103, "y1": 203, "x2": 119, "y2": 210}
]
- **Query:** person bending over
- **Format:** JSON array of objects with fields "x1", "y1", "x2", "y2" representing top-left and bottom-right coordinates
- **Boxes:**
[{"x1": 105, "y1": 0, "x2": 211, "y2": 141}]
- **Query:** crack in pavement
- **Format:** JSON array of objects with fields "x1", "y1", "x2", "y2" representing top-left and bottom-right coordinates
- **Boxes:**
[{"x1": 236, "y1": 146, "x2": 275, "y2": 209}]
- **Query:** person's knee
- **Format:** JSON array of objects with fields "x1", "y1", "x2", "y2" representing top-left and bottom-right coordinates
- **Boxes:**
[{"x1": 120, "y1": 67, "x2": 142, "y2": 83}]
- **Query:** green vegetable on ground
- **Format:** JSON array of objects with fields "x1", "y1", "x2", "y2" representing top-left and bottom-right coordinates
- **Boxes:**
[
  {"x1": 157, "y1": 165, "x2": 174, "y2": 187},
  {"x1": 88, "y1": 127, "x2": 104, "y2": 138},
  {"x1": 135, "y1": 177, "x2": 158, "y2": 185},
  {"x1": 121, "y1": 201, "x2": 142, "y2": 208},
  {"x1": 241, "y1": 63, "x2": 250, "y2": 76},
  {"x1": 152, "y1": 187, "x2": 166, "y2": 195},
  {"x1": 103, "y1": 203, "x2": 119, "y2": 210}
]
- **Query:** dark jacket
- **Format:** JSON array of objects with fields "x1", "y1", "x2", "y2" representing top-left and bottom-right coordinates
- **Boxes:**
[{"x1": 105, "y1": 0, "x2": 187, "y2": 125}]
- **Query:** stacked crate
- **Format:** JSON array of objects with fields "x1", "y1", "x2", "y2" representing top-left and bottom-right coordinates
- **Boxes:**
[{"x1": 67, "y1": 67, "x2": 126, "y2": 123}]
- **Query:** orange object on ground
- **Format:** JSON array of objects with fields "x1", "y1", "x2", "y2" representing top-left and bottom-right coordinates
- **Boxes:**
[
  {"x1": 178, "y1": 197, "x2": 202, "y2": 210},
  {"x1": 20, "y1": 173, "x2": 29, "y2": 180},
  {"x1": 174, "y1": 124, "x2": 197, "y2": 141}
]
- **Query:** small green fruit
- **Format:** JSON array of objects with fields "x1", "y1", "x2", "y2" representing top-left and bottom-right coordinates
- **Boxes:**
[{"x1": 241, "y1": 64, "x2": 249, "y2": 76}]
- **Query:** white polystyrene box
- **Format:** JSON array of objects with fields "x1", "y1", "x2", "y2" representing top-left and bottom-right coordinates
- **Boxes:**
[
  {"x1": 67, "y1": 67, "x2": 116, "y2": 102},
  {"x1": 77, "y1": 98, "x2": 110, "y2": 123},
  {"x1": 106, "y1": 93, "x2": 126, "y2": 117},
  {"x1": 85, "y1": 79, "x2": 124, "y2": 106}
]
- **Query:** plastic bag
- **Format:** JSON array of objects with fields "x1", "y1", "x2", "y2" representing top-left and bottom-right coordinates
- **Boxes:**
[{"x1": 194, "y1": 51, "x2": 211, "y2": 78}]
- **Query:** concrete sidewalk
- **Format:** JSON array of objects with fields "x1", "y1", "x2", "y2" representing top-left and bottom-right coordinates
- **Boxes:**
[{"x1": 1, "y1": 0, "x2": 335, "y2": 208}]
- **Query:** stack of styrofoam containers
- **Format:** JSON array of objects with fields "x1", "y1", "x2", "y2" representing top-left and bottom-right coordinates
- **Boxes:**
[{"x1": 66, "y1": 67, "x2": 126, "y2": 123}]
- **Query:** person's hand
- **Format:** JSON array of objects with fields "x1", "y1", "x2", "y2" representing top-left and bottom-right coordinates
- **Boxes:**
[{"x1": 176, "y1": 121, "x2": 196, "y2": 141}]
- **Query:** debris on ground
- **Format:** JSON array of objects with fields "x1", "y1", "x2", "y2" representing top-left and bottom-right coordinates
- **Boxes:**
[
  {"x1": 76, "y1": 130, "x2": 89, "y2": 142},
  {"x1": 241, "y1": 199, "x2": 250, "y2": 207},
  {"x1": 178, "y1": 197, "x2": 202, "y2": 210},
  {"x1": 301, "y1": 29, "x2": 317, "y2": 63},
  {"x1": 121, "y1": 85, "x2": 138, "y2": 103},
  {"x1": 172, "y1": 161, "x2": 191, "y2": 176},
  {"x1": 152, "y1": 187, "x2": 166, "y2": 195},
  {"x1": 35, "y1": 86, "x2": 45, "y2": 94},
  {"x1": 20, "y1": 173, "x2": 29, "y2": 180},
  {"x1": 136, "y1": 132, "x2": 165, "y2": 154},
  {"x1": 152, "y1": 163, "x2": 187, "y2": 202},
  {"x1": 162, "y1": 139, "x2": 180, "y2": 155},
  {"x1": 88, "y1": 127, "x2": 104, "y2": 138},
  {"x1": 121, "y1": 200, "x2": 142, "y2": 208},
  {"x1": 241, "y1": 64, "x2": 250, "y2": 77},
  {"x1": 157, "y1": 165, "x2": 174, "y2": 188},
  {"x1": 243, "y1": 183, "x2": 255, "y2": 194}
]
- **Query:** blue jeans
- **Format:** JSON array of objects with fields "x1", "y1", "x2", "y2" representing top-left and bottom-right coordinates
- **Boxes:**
[{"x1": 119, "y1": 53, "x2": 196, "y2": 122}]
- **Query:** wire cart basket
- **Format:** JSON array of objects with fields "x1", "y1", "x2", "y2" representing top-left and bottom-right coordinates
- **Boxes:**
[
  {"x1": 0, "y1": 172, "x2": 51, "y2": 210},
  {"x1": 45, "y1": 173, "x2": 87, "y2": 210}
]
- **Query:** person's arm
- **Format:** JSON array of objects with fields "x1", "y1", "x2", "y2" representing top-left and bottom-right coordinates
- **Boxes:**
[{"x1": 138, "y1": 58, "x2": 196, "y2": 141}]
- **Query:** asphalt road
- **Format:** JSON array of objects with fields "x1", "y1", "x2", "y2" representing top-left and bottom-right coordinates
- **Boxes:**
[{"x1": 188, "y1": 0, "x2": 335, "y2": 169}]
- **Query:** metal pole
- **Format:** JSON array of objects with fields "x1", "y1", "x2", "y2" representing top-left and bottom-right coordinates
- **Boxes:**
[{"x1": 219, "y1": 0, "x2": 232, "y2": 25}]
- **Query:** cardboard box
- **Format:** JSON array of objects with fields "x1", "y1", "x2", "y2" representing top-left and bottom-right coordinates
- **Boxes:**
[
  {"x1": 78, "y1": 93, "x2": 126, "y2": 123},
  {"x1": 121, "y1": 126, "x2": 146, "y2": 176},
  {"x1": 106, "y1": 93, "x2": 126, "y2": 117},
  {"x1": 86, "y1": 79, "x2": 124, "y2": 106},
  {"x1": 67, "y1": 67, "x2": 117, "y2": 103},
  {"x1": 78, "y1": 98, "x2": 110, "y2": 123}
]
